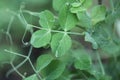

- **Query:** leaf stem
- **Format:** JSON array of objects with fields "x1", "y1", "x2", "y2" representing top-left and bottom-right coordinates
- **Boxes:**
[
  {"x1": 4, "y1": 49, "x2": 27, "y2": 58},
  {"x1": 28, "y1": 58, "x2": 43, "y2": 80},
  {"x1": 22, "y1": 10, "x2": 40, "y2": 17},
  {"x1": 28, "y1": 24, "x2": 84, "y2": 36},
  {"x1": 79, "y1": 71, "x2": 89, "y2": 80},
  {"x1": 10, "y1": 62, "x2": 25, "y2": 79},
  {"x1": 96, "y1": 51, "x2": 105, "y2": 75},
  {"x1": 6, "y1": 16, "x2": 14, "y2": 48},
  {"x1": 6, "y1": 56, "x2": 28, "y2": 77}
]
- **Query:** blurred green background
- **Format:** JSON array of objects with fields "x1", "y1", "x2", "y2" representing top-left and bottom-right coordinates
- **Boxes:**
[{"x1": 0, "y1": 0, "x2": 52, "y2": 80}]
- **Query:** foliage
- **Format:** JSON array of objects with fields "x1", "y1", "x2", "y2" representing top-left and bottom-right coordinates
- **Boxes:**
[{"x1": 0, "y1": 0, "x2": 120, "y2": 80}]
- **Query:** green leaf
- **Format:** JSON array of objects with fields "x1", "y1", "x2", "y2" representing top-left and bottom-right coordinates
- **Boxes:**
[
  {"x1": 30, "y1": 30, "x2": 51, "y2": 48},
  {"x1": 77, "y1": 11, "x2": 92, "y2": 28},
  {"x1": 70, "y1": 0, "x2": 92, "y2": 13},
  {"x1": 73, "y1": 49, "x2": 92, "y2": 70},
  {"x1": 36, "y1": 54, "x2": 54, "y2": 71},
  {"x1": 39, "y1": 10, "x2": 55, "y2": 29},
  {"x1": 101, "y1": 41, "x2": 120, "y2": 55},
  {"x1": 71, "y1": 2, "x2": 82, "y2": 8},
  {"x1": 106, "y1": 10, "x2": 120, "y2": 25},
  {"x1": 51, "y1": 33, "x2": 72, "y2": 57},
  {"x1": 91, "y1": 5, "x2": 106, "y2": 25},
  {"x1": 85, "y1": 32, "x2": 98, "y2": 49},
  {"x1": 70, "y1": 6, "x2": 86, "y2": 13},
  {"x1": 53, "y1": 0, "x2": 66, "y2": 11},
  {"x1": 82, "y1": 0, "x2": 92, "y2": 8},
  {"x1": 92, "y1": 24, "x2": 110, "y2": 47},
  {"x1": 59, "y1": 5, "x2": 78, "y2": 31},
  {"x1": 24, "y1": 74, "x2": 38, "y2": 80},
  {"x1": 91, "y1": 23, "x2": 118, "y2": 53},
  {"x1": 53, "y1": 0, "x2": 74, "y2": 11},
  {"x1": 79, "y1": 0, "x2": 85, "y2": 4},
  {"x1": 41, "y1": 60, "x2": 66, "y2": 80},
  {"x1": 88, "y1": 69, "x2": 111, "y2": 80}
]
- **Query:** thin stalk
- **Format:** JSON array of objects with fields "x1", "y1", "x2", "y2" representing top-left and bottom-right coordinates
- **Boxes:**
[
  {"x1": 4, "y1": 49, "x2": 27, "y2": 58},
  {"x1": 28, "y1": 59, "x2": 43, "y2": 80},
  {"x1": 10, "y1": 62, "x2": 26, "y2": 79},
  {"x1": 6, "y1": 58, "x2": 28, "y2": 77},
  {"x1": 28, "y1": 24, "x2": 84, "y2": 36},
  {"x1": 6, "y1": 16, "x2": 14, "y2": 47},
  {"x1": 96, "y1": 51, "x2": 105, "y2": 75}
]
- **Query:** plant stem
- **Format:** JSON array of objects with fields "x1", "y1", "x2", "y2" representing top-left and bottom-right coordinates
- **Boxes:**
[
  {"x1": 28, "y1": 59, "x2": 43, "y2": 80},
  {"x1": 10, "y1": 62, "x2": 25, "y2": 79},
  {"x1": 110, "y1": 0, "x2": 115, "y2": 12},
  {"x1": 4, "y1": 49, "x2": 27, "y2": 58},
  {"x1": 6, "y1": 16, "x2": 14, "y2": 48},
  {"x1": 96, "y1": 51, "x2": 105, "y2": 75}
]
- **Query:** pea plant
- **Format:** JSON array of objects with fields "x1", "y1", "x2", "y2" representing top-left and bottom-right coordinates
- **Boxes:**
[{"x1": 1, "y1": 0, "x2": 120, "y2": 80}]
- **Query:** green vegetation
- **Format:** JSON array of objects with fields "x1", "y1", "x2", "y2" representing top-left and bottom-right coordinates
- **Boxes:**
[{"x1": 0, "y1": 0, "x2": 120, "y2": 80}]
